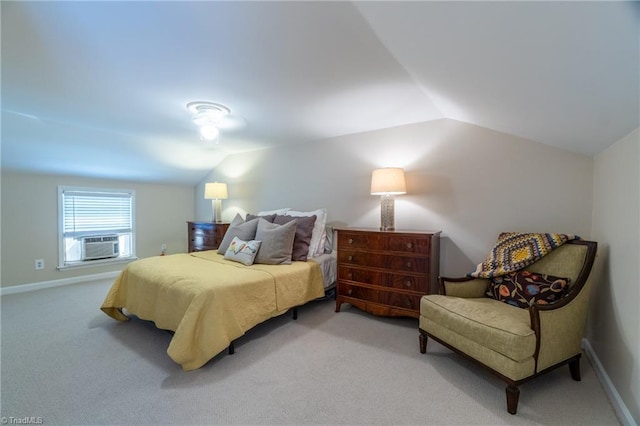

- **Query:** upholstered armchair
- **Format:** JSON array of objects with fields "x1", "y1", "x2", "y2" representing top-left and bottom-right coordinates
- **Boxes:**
[{"x1": 419, "y1": 239, "x2": 597, "y2": 414}]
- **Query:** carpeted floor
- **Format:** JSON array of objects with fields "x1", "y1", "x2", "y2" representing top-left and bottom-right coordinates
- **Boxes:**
[{"x1": 1, "y1": 279, "x2": 620, "y2": 425}]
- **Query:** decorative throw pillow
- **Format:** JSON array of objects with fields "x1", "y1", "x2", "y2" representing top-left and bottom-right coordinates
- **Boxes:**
[
  {"x1": 246, "y1": 213, "x2": 276, "y2": 223},
  {"x1": 223, "y1": 237, "x2": 261, "y2": 266},
  {"x1": 217, "y1": 213, "x2": 259, "y2": 254},
  {"x1": 254, "y1": 218, "x2": 297, "y2": 265},
  {"x1": 273, "y1": 214, "x2": 316, "y2": 261},
  {"x1": 486, "y1": 270, "x2": 570, "y2": 308},
  {"x1": 286, "y1": 208, "x2": 327, "y2": 258}
]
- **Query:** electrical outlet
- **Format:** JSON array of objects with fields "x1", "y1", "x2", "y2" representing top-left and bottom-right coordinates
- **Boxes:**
[{"x1": 35, "y1": 259, "x2": 45, "y2": 270}]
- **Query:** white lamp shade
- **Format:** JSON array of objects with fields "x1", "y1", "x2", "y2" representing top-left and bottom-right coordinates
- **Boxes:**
[
  {"x1": 204, "y1": 182, "x2": 228, "y2": 199},
  {"x1": 370, "y1": 168, "x2": 407, "y2": 195}
]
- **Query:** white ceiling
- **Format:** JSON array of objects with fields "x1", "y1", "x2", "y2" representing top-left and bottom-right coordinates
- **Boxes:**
[{"x1": 2, "y1": 1, "x2": 638, "y2": 185}]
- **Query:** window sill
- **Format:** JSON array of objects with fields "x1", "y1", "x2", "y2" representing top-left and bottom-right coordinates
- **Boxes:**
[{"x1": 57, "y1": 256, "x2": 137, "y2": 271}]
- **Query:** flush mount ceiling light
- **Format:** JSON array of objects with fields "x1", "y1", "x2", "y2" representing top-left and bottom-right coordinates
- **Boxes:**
[{"x1": 187, "y1": 101, "x2": 231, "y2": 142}]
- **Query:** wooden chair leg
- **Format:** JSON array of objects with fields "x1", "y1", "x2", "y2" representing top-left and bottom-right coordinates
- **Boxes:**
[
  {"x1": 419, "y1": 332, "x2": 428, "y2": 354},
  {"x1": 506, "y1": 385, "x2": 520, "y2": 415},
  {"x1": 569, "y1": 357, "x2": 581, "y2": 381},
  {"x1": 228, "y1": 342, "x2": 235, "y2": 355}
]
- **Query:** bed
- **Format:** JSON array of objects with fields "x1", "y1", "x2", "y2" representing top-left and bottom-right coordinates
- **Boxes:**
[{"x1": 101, "y1": 210, "x2": 336, "y2": 371}]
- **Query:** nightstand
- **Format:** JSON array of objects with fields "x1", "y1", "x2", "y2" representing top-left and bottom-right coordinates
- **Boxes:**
[
  {"x1": 187, "y1": 221, "x2": 230, "y2": 252},
  {"x1": 335, "y1": 228, "x2": 441, "y2": 319}
]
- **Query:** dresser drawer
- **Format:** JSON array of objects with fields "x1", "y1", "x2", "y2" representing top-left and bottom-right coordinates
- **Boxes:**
[
  {"x1": 385, "y1": 235, "x2": 430, "y2": 254},
  {"x1": 338, "y1": 282, "x2": 378, "y2": 303},
  {"x1": 339, "y1": 232, "x2": 430, "y2": 254},
  {"x1": 187, "y1": 222, "x2": 229, "y2": 252},
  {"x1": 190, "y1": 234, "x2": 222, "y2": 249},
  {"x1": 338, "y1": 251, "x2": 428, "y2": 273},
  {"x1": 337, "y1": 285, "x2": 423, "y2": 314},
  {"x1": 339, "y1": 232, "x2": 383, "y2": 250},
  {"x1": 380, "y1": 291, "x2": 423, "y2": 311},
  {"x1": 339, "y1": 266, "x2": 429, "y2": 292},
  {"x1": 189, "y1": 224, "x2": 226, "y2": 237}
]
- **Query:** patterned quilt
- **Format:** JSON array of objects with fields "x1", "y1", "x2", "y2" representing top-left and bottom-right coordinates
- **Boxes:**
[{"x1": 469, "y1": 232, "x2": 579, "y2": 279}]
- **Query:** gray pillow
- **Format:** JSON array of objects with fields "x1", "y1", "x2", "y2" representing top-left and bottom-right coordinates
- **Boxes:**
[
  {"x1": 246, "y1": 213, "x2": 276, "y2": 223},
  {"x1": 273, "y1": 214, "x2": 316, "y2": 261},
  {"x1": 254, "y1": 218, "x2": 297, "y2": 265},
  {"x1": 217, "y1": 214, "x2": 259, "y2": 254}
]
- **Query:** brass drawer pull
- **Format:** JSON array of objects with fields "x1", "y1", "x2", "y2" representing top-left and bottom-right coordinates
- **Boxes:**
[
  {"x1": 406, "y1": 262, "x2": 412, "y2": 268},
  {"x1": 348, "y1": 255, "x2": 353, "y2": 261},
  {"x1": 348, "y1": 273, "x2": 353, "y2": 279},
  {"x1": 347, "y1": 289, "x2": 353, "y2": 295},
  {"x1": 407, "y1": 242, "x2": 413, "y2": 249},
  {"x1": 405, "y1": 280, "x2": 412, "y2": 287},
  {"x1": 348, "y1": 238, "x2": 354, "y2": 244}
]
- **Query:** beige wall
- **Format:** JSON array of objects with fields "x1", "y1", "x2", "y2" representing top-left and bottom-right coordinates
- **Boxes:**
[
  {"x1": 197, "y1": 118, "x2": 594, "y2": 276},
  {"x1": 1, "y1": 171, "x2": 195, "y2": 288},
  {"x1": 590, "y1": 128, "x2": 640, "y2": 422}
]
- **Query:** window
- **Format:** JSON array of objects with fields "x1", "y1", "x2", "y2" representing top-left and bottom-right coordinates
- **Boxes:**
[{"x1": 58, "y1": 186, "x2": 136, "y2": 269}]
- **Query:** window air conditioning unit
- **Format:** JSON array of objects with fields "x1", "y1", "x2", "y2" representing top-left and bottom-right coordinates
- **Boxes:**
[{"x1": 81, "y1": 235, "x2": 119, "y2": 260}]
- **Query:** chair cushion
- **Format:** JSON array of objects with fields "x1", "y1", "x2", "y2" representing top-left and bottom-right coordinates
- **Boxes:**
[
  {"x1": 420, "y1": 295, "x2": 536, "y2": 362},
  {"x1": 486, "y1": 270, "x2": 570, "y2": 308}
]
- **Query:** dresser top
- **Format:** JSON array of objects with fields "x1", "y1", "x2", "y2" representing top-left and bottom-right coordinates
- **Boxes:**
[{"x1": 335, "y1": 227, "x2": 441, "y2": 235}]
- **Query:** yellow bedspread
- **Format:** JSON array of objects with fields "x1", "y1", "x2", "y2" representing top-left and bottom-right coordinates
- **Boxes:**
[{"x1": 101, "y1": 251, "x2": 325, "y2": 371}]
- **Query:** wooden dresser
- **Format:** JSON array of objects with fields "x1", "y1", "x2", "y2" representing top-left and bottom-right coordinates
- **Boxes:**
[
  {"x1": 187, "y1": 221, "x2": 230, "y2": 252},
  {"x1": 335, "y1": 228, "x2": 441, "y2": 319}
]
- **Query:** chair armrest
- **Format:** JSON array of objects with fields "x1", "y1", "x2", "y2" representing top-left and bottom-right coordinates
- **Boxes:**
[
  {"x1": 438, "y1": 276, "x2": 489, "y2": 297},
  {"x1": 529, "y1": 280, "x2": 593, "y2": 372}
]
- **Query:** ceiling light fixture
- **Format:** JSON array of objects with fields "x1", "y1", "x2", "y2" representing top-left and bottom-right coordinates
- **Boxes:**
[{"x1": 187, "y1": 101, "x2": 231, "y2": 142}]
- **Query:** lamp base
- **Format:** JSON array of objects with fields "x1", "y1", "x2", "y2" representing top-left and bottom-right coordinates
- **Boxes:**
[
  {"x1": 379, "y1": 194, "x2": 395, "y2": 231},
  {"x1": 212, "y1": 199, "x2": 223, "y2": 223}
]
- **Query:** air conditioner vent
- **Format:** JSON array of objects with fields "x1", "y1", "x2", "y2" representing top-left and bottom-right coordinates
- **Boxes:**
[{"x1": 81, "y1": 235, "x2": 119, "y2": 260}]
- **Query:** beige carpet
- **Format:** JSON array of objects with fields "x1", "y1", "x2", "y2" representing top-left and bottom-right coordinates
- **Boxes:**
[{"x1": 1, "y1": 279, "x2": 620, "y2": 425}]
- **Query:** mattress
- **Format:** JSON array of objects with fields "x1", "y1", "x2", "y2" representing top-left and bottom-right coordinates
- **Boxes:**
[{"x1": 311, "y1": 250, "x2": 337, "y2": 290}]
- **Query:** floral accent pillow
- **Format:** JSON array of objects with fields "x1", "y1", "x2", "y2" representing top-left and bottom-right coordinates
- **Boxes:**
[
  {"x1": 223, "y1": 236, "x2": 261, "y2": 266},
  {"x1": 486, "y1": 270, "x2": 570, "y2": 308}
]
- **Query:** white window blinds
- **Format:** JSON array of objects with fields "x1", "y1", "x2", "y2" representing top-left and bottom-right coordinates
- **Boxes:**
[{"x1": 61, "y1": 189, "x2": 134, "y2": 238}]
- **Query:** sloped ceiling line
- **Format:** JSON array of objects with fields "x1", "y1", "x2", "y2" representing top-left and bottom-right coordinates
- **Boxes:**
[{"x1": 1, "y1": 1, "x2": 638, "y2": 184}]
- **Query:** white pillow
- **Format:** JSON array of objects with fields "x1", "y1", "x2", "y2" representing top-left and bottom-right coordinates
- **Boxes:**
[
  {"x1": 258, "y1": 208, "x2": 290, "y2": 215},
  {"x1": 286, "y1": 208, "x2": 327, "y2": 258},
  {"x1": 223, "y1": 236, "x2": 261, "y2": 266}
]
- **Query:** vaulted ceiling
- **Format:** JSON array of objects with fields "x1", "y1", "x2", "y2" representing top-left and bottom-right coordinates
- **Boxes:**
[{"x1": 2, "y1": 1, "x2": 638, "y2": 184}]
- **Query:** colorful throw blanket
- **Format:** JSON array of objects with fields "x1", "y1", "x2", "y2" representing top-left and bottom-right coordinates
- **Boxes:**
[{"x1": 469, "y1": 232, "x2": 579, "y2": 279}]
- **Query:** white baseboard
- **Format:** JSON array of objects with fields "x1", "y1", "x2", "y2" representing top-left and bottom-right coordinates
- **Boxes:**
[
  {"x1": 583, "y1": 338, "x2": 637, "y2": 426},
  {"x1": 0, "y1": 271, "x2": 120, "y2": 296}
]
